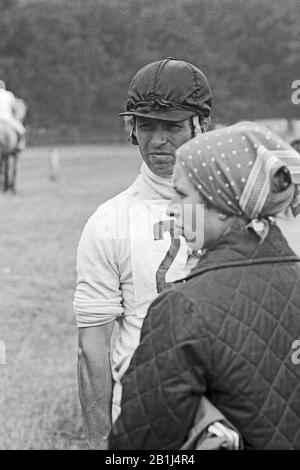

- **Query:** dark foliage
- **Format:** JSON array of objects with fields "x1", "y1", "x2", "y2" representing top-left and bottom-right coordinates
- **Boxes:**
[{"x1": 0, "y1": 0, "x2": 299, "y2": 143}]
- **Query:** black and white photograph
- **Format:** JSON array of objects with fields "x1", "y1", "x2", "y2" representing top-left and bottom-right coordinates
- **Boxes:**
[{"x1": 0, "y1": 0, "x2": 299, "y2": 453}]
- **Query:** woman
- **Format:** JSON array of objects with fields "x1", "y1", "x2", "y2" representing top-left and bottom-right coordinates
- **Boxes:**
[{"x1": 109, "y1": 122, "x2": 300, "y2": 450}]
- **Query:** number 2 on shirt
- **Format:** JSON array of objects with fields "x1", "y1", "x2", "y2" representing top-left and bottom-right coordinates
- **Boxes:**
[{"x1": 153, "y1": 220, "x2": 180, "y2": 294}]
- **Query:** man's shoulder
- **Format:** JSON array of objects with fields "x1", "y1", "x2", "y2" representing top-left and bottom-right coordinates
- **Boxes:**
[
  {"x1": 89, "y1": 171, "x2": 150, "y2": 223},
  {"x1": 91, "y1": 184, "x2": 135, "y2": 221},
  {"x1": 99, "y1": 185, "x2": 134, "y2": 210},
  {"x1": 82, "y1": 183, "x2": 137, "y2": 242}
]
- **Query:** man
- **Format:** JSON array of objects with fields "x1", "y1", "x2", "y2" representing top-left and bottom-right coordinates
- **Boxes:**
[
  {"x1": 74, "y1": 58, "x2": 212, "y2": 449},
  {"x1": 0, "y1": 80, "x2": 25, "y2": 143},
  {"x1": 0, "y1": 80, "x2": 26, "y2": 192}
]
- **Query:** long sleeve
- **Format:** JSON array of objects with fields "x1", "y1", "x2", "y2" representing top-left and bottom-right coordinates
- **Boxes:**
[
  {"x1": 109, "y1": 289, "x2": 211, "y2": 450},
  {"x1": 73, "y1": 207, "x2": 124, "y2": 327}
]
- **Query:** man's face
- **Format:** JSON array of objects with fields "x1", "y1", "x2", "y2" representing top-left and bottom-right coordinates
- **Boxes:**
[{"x1": 135, "y1": 116, "x2": 193, "y2": 178}]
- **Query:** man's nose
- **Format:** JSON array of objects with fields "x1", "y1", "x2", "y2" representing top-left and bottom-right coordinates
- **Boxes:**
[{"x1": 151, "y1": 129, "x2": 168, "y2": 146}]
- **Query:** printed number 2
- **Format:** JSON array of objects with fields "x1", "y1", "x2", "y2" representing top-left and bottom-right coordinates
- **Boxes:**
[{"x1": 153, "y1": 220, "x2": 180, "y2": 294}]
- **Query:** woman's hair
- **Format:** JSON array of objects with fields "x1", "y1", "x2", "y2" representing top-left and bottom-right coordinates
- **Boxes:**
[
  {"x1": 124, "y1": 114, "x2": 210, "y2": 145},
  {"x1": 291, "y1": 139, "x2": 300, "y2": 154},
  {"x1": 271, "y1": 167, "x2": 292, "y2": 193}
]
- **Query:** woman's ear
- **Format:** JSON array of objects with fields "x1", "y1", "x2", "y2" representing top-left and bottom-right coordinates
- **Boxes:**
[{"x1": 272, "y1": 167, "x2": 291, "y2": 192}]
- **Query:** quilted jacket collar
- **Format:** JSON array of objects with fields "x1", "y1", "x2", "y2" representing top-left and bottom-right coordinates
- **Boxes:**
[{"x1": 185, "y1": 218, "x2": 300, "y2": 282}]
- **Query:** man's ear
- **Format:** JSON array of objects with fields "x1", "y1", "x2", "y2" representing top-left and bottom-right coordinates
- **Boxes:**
[
  {"x1": 192, "y1": 116, "x2": 208, "y2": 136},
  {"x1": 128, "y1": 117, "x2": 138, "y2": 145},
  {"x1": 200, "y1": 119, "x2": 209, "y2": 133},
  {"x1": 130, "y1": 127, "x2": 138, "y2": 145}
]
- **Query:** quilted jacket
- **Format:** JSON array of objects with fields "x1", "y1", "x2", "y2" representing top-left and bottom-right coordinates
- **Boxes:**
[{"x1": 109, "y1": 221, "x2": 300, "y2": 450}]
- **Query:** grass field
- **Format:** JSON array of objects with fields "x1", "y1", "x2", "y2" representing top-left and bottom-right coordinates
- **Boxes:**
[
  {"x1": 0, "y1": 144, "x2": 140, "y2": 450},
  {"x1": 1, "y1": 144, "x2": 300, "y2": 450}
]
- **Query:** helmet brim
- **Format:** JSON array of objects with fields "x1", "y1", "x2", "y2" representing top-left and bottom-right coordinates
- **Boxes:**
[{"x1": 119, "y1": 108, "x2": 195, "y2": 122}]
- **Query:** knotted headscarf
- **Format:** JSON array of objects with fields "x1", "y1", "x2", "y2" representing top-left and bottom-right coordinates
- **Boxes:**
[{"x1": 176, "y1": 121, "x2": 300, "y2": 240}]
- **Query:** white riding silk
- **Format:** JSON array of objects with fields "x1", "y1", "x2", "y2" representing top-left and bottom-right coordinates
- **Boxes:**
[{"x1": 74, "y1": 163, "x2": 193, "y2": 421}]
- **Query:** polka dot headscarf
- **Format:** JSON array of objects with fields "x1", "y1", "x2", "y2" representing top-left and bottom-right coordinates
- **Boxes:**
[{"x1": 176, "y1": 121, "x2": 300, "y2": 222}]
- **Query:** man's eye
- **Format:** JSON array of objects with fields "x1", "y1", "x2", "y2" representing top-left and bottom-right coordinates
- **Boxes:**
[
  {"x1": 175, "y1": 122, "x2": 185, "y2": 128},
  {"x1": 170, "y1": 124, "x2": 183, "y2": 131}
]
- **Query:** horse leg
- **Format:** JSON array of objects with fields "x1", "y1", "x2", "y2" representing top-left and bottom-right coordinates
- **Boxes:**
[
  {"x1": 3, "y1": 154, "x2": 9, "y2": 192},
  {"x1": 0, "y1": 148, "x2": 2, "y2": 180},
  {"x1": 11, "y1": 152, "x2": 18, "y2": 194},
  {"x1": 0, "y1": 153, "x2": 3, "y2": 191}
]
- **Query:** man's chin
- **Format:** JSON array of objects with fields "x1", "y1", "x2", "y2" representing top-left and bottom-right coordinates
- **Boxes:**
[{"x1": 150, "y1": 162, "x2": 175, "y2": 178}]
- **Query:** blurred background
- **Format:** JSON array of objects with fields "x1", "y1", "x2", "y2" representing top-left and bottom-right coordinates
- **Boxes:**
[
  {"x1": 0, "y1": 0, "x2": 299, "y2": 144},
  {"x1": 0, "y1": 0, "x2": 299, "y2": 450}
]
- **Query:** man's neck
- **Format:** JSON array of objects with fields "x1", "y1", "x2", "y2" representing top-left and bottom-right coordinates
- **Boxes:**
[{"x1": 138, "y1": 163, "x2": 174, "y2": 200}]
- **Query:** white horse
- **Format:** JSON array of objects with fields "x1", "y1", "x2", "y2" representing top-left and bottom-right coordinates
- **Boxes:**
[{"x1": 0, "y1": 98, "x2": 27, "y2": 193}]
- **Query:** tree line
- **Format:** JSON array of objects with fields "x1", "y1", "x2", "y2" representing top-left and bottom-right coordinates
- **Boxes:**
[{"x1": 0, "y1": 0, "x2": 299, "y2": 144}]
